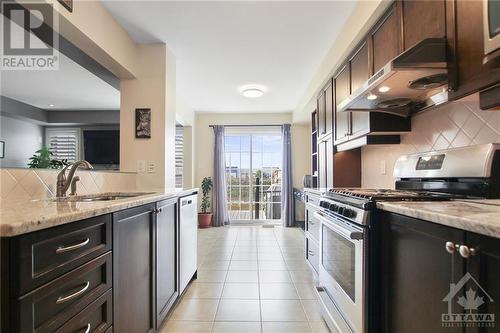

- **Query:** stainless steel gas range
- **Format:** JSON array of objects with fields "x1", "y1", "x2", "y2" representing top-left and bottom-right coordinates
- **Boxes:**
[{"x1": 315, "y1": 144, "x2": 500, "y2": 333}]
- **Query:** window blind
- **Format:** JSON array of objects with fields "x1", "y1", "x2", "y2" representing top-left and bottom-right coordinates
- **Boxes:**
[
  {"x1": 45, "y1": 128, "x2": 81, "y2": 163},
  {"x1": 175, "y1": 126, "x2": 184, "y2": 188}
]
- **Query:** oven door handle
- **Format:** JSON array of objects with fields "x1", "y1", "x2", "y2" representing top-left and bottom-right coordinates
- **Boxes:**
[{"x1": 314, "y1": 211, "x2": 364, "y2": 241}]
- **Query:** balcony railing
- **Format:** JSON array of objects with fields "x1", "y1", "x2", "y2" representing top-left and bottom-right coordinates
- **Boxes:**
[{"x1": 227, "y1": 186, "x2": 281, "y2": 221}]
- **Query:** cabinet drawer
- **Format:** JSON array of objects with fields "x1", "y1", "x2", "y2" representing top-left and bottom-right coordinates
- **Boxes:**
[
  {"x1": 15, "y1": 252, "x2": 112, "y2": 333},
  {"x1": 306, "y1": 237, "x2": 319, "y2": 274},
  {"x1": 55, "y1": 289, "x2": 113, "y2": 333},
  {"x1": 306, "y1": 205, "x2": 320, "y2": 242},
  {"x1": 12, "y1": 215, "x2": 112, "y2": 295}
]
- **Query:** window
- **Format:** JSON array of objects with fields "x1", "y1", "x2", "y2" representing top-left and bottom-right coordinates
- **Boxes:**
[
  {"x1": 175, "y1": 126, "x2": 184, "y2": 188},
  {"x1": 225, "y1": 129, "x2": 282, "y2": 222},
  {"x1": 45, "y1": 128, "x2": 81, "y2": 163}
]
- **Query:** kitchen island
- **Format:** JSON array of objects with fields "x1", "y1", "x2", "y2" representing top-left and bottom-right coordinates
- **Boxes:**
[{"x1": 1, "y1": 189, "x2": 198, "y2": 333}]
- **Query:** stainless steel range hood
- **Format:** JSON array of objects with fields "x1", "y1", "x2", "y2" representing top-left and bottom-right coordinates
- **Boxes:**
[{"x1": 337, "y1": 38, "x2": 448, "y2": 117}]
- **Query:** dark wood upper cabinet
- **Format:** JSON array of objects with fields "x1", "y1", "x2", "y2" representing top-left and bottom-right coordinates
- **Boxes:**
[
  {"x1": 317, "y1": 90, "x2": 326, "y2": 137},
  {"x1": 402, "y1": 0, "x2": 446, "y2": 50},
  {"x1": 447, "y1": 0, "x2": 500, "y2": 99},
  {"x1": 350, "y1": 41, "x2": 371, "y2": 90},
  {"x1": 325, "y1": 80, "x2": 333, "y2": 135},
  {"x1": 370, "y1": 2, "x2": 403, "y2": 73},
  {"x1": 317, "y1": 80, "x2": 332, "y2": 139},
  {"x1": 334, "y1": 64, "x2": 351, "y2": 144},
  {"x1": 349, "y1": 41, "x2": 371, "y2": 139}
]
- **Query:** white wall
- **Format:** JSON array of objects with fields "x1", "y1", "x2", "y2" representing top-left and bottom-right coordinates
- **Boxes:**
[
  {"x1": 361, "y1": 99, "x2": 500, "y2": 188},
  {"x1": 193, "y1": 112, "x2": 310, "y2": 191},
  {"x1": 0, "y1": 116, "x2": 43, "y2": 168},
  {"x1": 176, "y1": 96, "x2": 195, "y2": 127},
  {"x1": 120, "y1": 44, "x2": 177, "y2": 190},
  {"x1": 45, "y1": 0, "x2": 178, "y2": 191}
]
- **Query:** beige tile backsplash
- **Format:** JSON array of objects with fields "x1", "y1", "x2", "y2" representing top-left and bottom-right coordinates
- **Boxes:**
[
  {"x1": 362, "y1": 100, "x2": 500, "y2": 188},
  {"x1": 0, "y1": 168, "x2": 137, "y2": 202}
]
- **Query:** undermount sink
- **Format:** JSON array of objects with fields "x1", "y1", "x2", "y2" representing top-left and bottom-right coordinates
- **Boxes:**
[{"x1": 51, "y1": 192, "x2": 155, "y2": 202}]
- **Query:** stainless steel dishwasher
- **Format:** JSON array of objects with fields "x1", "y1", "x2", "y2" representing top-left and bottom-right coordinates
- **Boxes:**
[{"x1": 179, "y1": 194, "x2": 198, "y2": 294}]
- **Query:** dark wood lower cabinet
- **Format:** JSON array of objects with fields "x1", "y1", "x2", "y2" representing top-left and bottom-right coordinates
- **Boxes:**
[
  {"x1": 381, "y1": 212, "x2": 500, "y2": 333},
  {"x1": 155, "y1": 198, "x2": 178, "y2": 329},
  {"x1": 381, "y1": 212, "x2": 465, "y2": 333},
  {"x1": 55, "y1": 290, "x2": 113, "y2": 333},
  {"x1": 464, "y1": 233, "x2": 500, "y2": 333},
  {"x1": 14, "y1": 253, "x2": 112, "y2": 333},
  {"x1": 1, "y1": 193, "x2": 193, "y2": 333},
  {"x1": 113, "y1": 204, "x2": 156, "y2": 333}
]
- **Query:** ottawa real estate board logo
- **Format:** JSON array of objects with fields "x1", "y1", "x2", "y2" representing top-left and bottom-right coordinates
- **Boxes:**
[
  {"x1": 1, "y1": 1, "x2": 59, "y2": 70},
  {"x1": 442, "y1": 272, "x2": 495, "y2": 328}
]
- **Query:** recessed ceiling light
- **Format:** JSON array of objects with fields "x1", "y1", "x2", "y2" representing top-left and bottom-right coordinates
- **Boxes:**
[
  {"x1": 242, "y1": 88, "x2": 264, "y2": 98},
  {"x1": 367, "y1": 94, "x2": 378, "y2": 100},
  {"x1": 48, "y1": 104, "x2": 55, "y2": 107},
  {"x1": 378, "y1": 86, "x2": 391, "y2": 93}
]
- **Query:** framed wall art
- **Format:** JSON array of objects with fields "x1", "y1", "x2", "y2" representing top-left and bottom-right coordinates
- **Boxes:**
[
  {"x1": 135, "y1": 108, "x2": 151, "y2": 139},
  {"x1": 58, "y1": 0, "x2": 73, "y2": 12}
]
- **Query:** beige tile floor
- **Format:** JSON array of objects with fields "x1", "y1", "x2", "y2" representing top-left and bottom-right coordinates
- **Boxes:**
[{"x1": 161, "y1": 225, "x2": 330, "y2": 333}]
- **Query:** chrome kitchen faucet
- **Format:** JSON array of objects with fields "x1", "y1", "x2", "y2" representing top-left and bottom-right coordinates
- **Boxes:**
[{"x1": 56, "y1": 160, "x2": 94, "y2": 197}]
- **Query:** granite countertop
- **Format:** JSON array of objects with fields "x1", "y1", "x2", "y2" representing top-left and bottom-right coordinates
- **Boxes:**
[
  {"x1": 0, "y1": 188, "x2": 198, "y2": 237},
  {"x1": 377, "y1": 200, "x2": 500, "y2": 238}
]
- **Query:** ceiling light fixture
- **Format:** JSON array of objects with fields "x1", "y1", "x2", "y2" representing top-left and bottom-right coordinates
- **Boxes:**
[
  {"x1": 378, "y1": 86, "x2": 391, "y2": 93},
  {"x1": 48, "y1": 104, "x2": 55, "y2": 107},
  {"x1": 242, "y1": 88, "x2": 264, "y2": 98},
  {"x1": 367, "y1": 94, "x2": 378, "y2": 100}
]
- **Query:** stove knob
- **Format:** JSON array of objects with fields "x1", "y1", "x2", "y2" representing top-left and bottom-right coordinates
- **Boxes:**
[
  {"x1": 323, "y1": 202, "x2": 331, "y2": 209},
  {"x1": 319, "y1": 201, "x2": 326, "y2": 208},
  {"x1": 350, "y1": 210, "x2": 357, "y2": 219},
  {"x1": 337, "y1": 206, "x2": 345, "y2": 215},
  {"x1": 344, "y1": 209, "x2": 356, "y2": 218}
]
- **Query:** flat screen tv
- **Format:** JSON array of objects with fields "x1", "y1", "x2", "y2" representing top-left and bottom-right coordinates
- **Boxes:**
[{"x1": 83, "y1": 130, "x2": 119, "y2": 165}]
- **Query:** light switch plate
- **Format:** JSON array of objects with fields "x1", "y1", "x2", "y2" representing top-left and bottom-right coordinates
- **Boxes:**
[
  {"x1": 137, "y1": 160, "x2": 146, "y2": 173},
  {"x1": 147, "y1": 161, "x2": 155, "y2": 173}
]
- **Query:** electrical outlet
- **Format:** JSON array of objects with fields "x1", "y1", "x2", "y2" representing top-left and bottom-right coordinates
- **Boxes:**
[
  {"x1": 380, "y1": 160, "x2": 386, "y2": 175},
  {"x1": 137, "y1": 160, "x2": 146, "y2": 173},
  {"x1": 147, "y1": 161, "x2": 155, "y2": 173}
]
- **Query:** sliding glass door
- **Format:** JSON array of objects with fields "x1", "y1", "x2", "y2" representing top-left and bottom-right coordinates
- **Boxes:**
[{"x1": 225, "y1": 130, "x2": 282, "y2": 223}]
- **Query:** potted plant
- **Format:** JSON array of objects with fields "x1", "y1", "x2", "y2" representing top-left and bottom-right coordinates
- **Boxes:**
[
  {"x1": 28, "y1": 147, "x2": 68, "y2": 169},
  {"x1": 198, "y1": 177, "x2": 213, "y2": 228}
]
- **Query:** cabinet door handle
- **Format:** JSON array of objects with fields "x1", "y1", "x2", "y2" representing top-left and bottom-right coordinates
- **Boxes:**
[
  {"x1": 81, "y1": 323, "x2": 91, "y2": 333},
  {"x1": 308, "y1": 250, "x2": 314, "y2": 256},
  {"x1": 459, "y1": 245, "x2": 477, "y2": 258},
  {"x1": 56, "y1": 238, "x2": 90, "y2": 254},
  {"x1": 445, "y1": 241, "x2": 458, "y2": 254},
  {"x1": 56, "y1": 281, "x2": 90, "y2": 304},
  {"x1": 308, "y1": 221, "x2": 315, "y2": 226}
]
